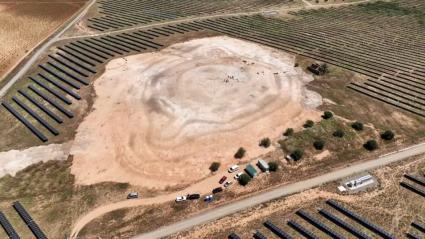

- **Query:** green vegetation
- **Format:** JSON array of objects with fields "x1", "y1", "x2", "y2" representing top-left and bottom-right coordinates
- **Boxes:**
[
  {"x1": 381, "y1": 130, "x2": 395, "y2": 140},
  {"x1": 238, "y1": 174, "x2": 251, "y2": 186},
  {"x1": 351, "y1": 121, "x2": 364, "y2": 131},
  {"x1": 364, "y1": 139, "x2": 379, "y2": 151},
  {"x1": 259, "y1": 138, "x2": 271, "y2": 148},
  {"x1": 359, "y1": 1, "x2": 425, "y2": 25},
  {"x1": 268, "y1": 161, "x2": 279, "y2": 172},
  {"x1": 313, "y1": 140, "x2": 325, "y2": 150},
  {"x1": 322, "y1": 111, "x2": 333, "y2": 120},
  {"x1": 333, "y1": 129, "x2": 345, "y2": 138},
  {"x1": 283, "y1": 128, "x2": 294, "y2": 137},
  {"x1": 209, "y1": 162, "x2": 221, "y2": 172},
  {"x1": 234, "y1": 147, "x2": 246, "y2": 159},
  {"x1": 304, "y1": 120, "x2": 315, "y2": 128},
  {"x1": 290, "y1": 149, "x2": 304, "y2": 161}
]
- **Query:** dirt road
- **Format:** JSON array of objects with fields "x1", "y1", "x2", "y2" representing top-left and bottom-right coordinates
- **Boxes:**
[
  {"x1": 0, "y1": 0, "x2": 96, "y2": 98},
  {"x1": 70, "y1": 142, "x2": 425, "y2": 239},
  {"x1": 132, "y1": 142, "x2": 425, "y2": 239}
]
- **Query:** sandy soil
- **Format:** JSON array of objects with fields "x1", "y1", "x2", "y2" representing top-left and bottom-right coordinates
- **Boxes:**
[
  {"x1": 0, "y1": 142, "x2": 71, "y2": 177},
  {"x1": 70, "y1": 36, "x2": 321, "y2": 188},
  {"x1": 0, "y1": 1, "x2": 85, "y2": 81}
]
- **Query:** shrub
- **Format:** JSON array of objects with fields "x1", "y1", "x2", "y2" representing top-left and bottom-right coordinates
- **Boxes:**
[
  {"x1": 209, "y1": 162, "x2": 220, "y2": 172},
  {"x1": 322, "y1": 111, "x2": 333, "y2": 119},
  {"x1": 333, "y1": 129, "x2": 345, "y2": 138},
  {"x1": 364, "y1": 139, "x2": 379, "y2": 151},
  {"x1": 294, "y1": 63, "x2": 299, "y2": 67},
  {"x1": 234, "y1": 147, "x2": 246, "y2": 159},
  {"x1": 259, "y1": 138, "x2": 271, "y2": 148},
  {"x1": 283, "y1": 128, "x2": 294, "y2": 136},
  {"x1": 290, "y1": 149, "x2": 304, "y2": 161},
  {"x1": 381, "y1": 130, "x2": 395, "y2": 140},
  {"x1": 238, "y1": 174, "x2": 251, "y2": 186},
  {"x1": 313, "y1": 140, "x2": 325, "y2": 150},
  {"x1": 303, "y1": 120, "x2": 314, "y2": 128},
  {"x1": 268, "y1": 161, "x2": 279, "y2": 172},
  {"x1": 351, "y1": 121, "x2": 364, "y2": 131}
]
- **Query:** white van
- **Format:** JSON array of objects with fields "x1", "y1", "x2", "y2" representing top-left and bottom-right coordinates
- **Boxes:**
[{"x1": 228, "y1": 165, "x2": 239, "y2": 173}]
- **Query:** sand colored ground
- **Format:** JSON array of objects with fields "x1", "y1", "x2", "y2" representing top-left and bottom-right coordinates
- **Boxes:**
[
  {"x1": 0, "y1": 142, "x2": 70, "y2": 177},
  {"x1": 0, "y1": 1, "x2": 85, "y2": 81},
  {"x1": 70, "y1": 36, "x2": 321, "y2": 188}
]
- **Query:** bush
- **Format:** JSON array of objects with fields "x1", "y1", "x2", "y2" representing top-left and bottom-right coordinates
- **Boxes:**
[
  {"x1": 259, "y1": 138, "x2": 271, "y2": 148},
  {"x1": 234, "y1": 147, "x2": 246, "y2": 159},
  {"x1": 303, "y1": 120, "x2": 314, "y2": 128},
  {"x1": 290, "y1": 149, "x2": 304, "y2": 161},
  {"x1": 322, "y1": 111, "x2": 333, "y2": 119},
  {"x1": 268, "y1": 161, "x2": 279, "y2": 172},
  {"x1": 381, "y1": 130, "x2": 395, "y2": 140},
  {"x1": 364, "y1": 139, "x2": 379, "y2": 151},
  {"x1": 313, "y1": 140, "x2": 325, "y2": 150},
  {"x1": 238, "y1": 174, "x2": 251, "y2": 186},
  {"x1": 351, "y1": 121, "x2": 364, "y2": 131},
  {"x1": 333, "y1": 129, "x2": 345, "y2": 138},
  {"x1": 283, "y1": 128, "x2": 294, "y2": 137},
  {"x1": 209, "y1": 162, "x2": 220, "y2": 172}
]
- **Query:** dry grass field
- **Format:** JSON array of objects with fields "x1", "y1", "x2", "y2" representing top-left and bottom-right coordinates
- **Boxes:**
[{"x1": 0, "y1": 0, "x2": 86, "y2": 83}]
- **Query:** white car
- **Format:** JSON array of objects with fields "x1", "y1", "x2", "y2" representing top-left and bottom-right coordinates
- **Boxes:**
[
  {"x1": 228, "y1": 165, "x2": 239, "y2": 173},
  {"x1": 175, "y1": 196, "x2": 187, "y2": 202},
  {"x1": 234, "y1": 172, "x2": 243, "y2": 180},
  {"x1": 204, "y1": 195, "x2": 214, "y2": 202},
  {"x1": 224, "y1": 181, "x2": 233, "y2": 188}
]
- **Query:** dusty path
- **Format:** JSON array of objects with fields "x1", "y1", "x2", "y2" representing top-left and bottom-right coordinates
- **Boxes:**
[
  {"x1": 0, "y1": 0, "x2": 96, "y2": 97},
  {"x1": 70, "y1": 142, "x2": 425, "y2": 239},
  {"x1": 132, "y1": 142, "x2": 425, "y2": 239},
  {"x1": 59, "y1": 0, "x2": 374, "y2": 40}
]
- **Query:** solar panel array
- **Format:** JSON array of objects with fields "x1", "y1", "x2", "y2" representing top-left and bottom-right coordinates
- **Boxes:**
[
  {"x1": 401, "y1": 174, "x2": 425, "y2": 198},
  {"x1": 228, "y1": 232, "x2": 241, "y2": 239},
  {"x1": 263, "y1": 220, "x2": 293, "y2": 239},
  {"x1": 12, "y1": 201, "x2": 47, "y2": 239},
  {"x1": 326, "y1": 199, "x2": 397, "y2": 239},
  {"x1": 253, "y1": 230, "x2": 268, "y2": 239},
  {"x1": 287, "y1": 220, "x2": 320, "y2": 239},
  {"x1": 412, "y1": 221, "x2": 425, "y2": 233},
  {"x1": 86, "y1": 0, "x2": 294, "y2": 31},
  {"x1": 296, "y1": 209, "x2": 346, "y2": 239},
  {"x1": 0, "y1": 212, "x2": 20, "y2": 239},
  {"x1": 1, "y1": 28, "x2": 179, "y2": 142},
  {"x1": 318, "y1": 208, "x2": 371, "y2": 239}
]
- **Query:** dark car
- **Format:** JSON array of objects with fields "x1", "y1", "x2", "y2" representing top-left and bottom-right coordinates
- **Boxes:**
[
  {"x1": 212, "y1": 187, "x2": 223, "y2": 194},
  {"x1": 219, "y1": 176, "x2": 227, "y2": 184},
  {"x1": 187, "y1": 194, "x2": 201, "y2": 200}
]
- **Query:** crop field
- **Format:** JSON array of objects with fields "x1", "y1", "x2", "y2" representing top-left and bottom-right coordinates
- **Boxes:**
[
  {"x1": 0, "y1": 0, "x2": 87, "y2": 83},
  {"x1": 83, "y1": 0, "x2": 299, "y2": 31}
]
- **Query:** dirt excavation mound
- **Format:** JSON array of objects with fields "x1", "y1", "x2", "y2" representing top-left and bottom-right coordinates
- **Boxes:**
[{"x1": 70, "y1": 36, "x2": 321, "y2": 188}]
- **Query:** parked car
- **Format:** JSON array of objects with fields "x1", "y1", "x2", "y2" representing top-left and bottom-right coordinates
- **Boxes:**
[
  {"x1": 175, "y1": 196, "x2": 187, "y2": 202},
  {"x1": 234, "y1": 172, "x2": 243, "y2": 180},
  {"x1": 187, "y1": 194, "x2": 201, "y2": 200},
  {"x1": 219, "y1": 176, "x2": 227, "y2": 184},
  {"x1": 127, "y1": 192, "x2": 139, "y2": 199},
  {"x1": 228, "y1": 165, "x2": 239, "y2": 173},
  {"x1": 204, "y1": 195, "x2": 214, "y2": 202},
  {"x1": 224, "y1": 181, "x2": 233, "y2": 188},
  {"x1": 212, "y1": 187, "x2": 223, "y2": 194}
]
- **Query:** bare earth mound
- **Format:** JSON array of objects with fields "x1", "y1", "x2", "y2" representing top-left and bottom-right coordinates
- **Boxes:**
[{"x1": 70, "y1": 36, "x2": 321, "y2": 188}]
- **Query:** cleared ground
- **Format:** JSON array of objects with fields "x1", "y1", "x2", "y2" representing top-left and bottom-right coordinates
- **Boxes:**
[
  {"x1": 70, "y1": 36, "x2": 320, "y2": 187},
  {"x1": 0, "y1": 0, "x2": 86, "y2": 83}
]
